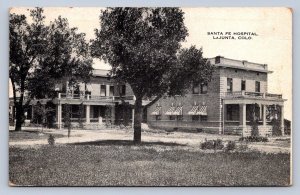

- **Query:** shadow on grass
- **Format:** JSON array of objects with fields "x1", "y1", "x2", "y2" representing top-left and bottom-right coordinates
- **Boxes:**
[{"x1": 69, "y1": 139, "x2": 186, "y2": 147}]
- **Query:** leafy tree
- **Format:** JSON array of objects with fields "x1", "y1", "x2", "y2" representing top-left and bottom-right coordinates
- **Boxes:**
[
  {"x1": 32, "y1": 101, "x2": 55, "y2": 132},
  {"x1": 10, "y1": 8, "x2": 93, "y2": 131},
  {"x1": 91, "y1": 8, "x2": 214, "y2": 143},
  {"x1": 10, "y1": 8, "x2": 48, "y2": 131}
]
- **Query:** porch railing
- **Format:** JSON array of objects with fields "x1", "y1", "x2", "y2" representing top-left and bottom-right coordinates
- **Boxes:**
[
  {"x1": 223, "y1": 91, "x2": 282, "y2": 99},
  {"x1": 58, "y1": 93, "x2": 135, "y2": 101}
]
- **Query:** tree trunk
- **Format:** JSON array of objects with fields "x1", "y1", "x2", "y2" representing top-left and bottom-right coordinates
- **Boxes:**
[
  {"x1": 15, "y1": 105, "x2": 24, "y2": 131},
  {"x1": 133, "y1": 97, "x2": 143, "y2": 144}
]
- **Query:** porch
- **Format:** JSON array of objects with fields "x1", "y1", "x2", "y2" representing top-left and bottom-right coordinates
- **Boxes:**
[{"x1": 222, "y1": 91, "x2": 285, "y2": 136}]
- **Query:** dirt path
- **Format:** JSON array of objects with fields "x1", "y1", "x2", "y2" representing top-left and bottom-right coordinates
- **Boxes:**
[{"x1": 9, "y1": 128, "x2": 290, "y2": 153}]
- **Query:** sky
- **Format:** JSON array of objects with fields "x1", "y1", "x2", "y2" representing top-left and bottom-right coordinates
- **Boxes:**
[{"x1": 10, "y1": 7, "x2": 292, "y2": 120}]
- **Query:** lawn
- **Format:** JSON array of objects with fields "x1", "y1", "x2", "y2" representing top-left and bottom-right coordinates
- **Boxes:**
[{"x1": 9, "y1": 142, "x2": 291, "y2": 186}]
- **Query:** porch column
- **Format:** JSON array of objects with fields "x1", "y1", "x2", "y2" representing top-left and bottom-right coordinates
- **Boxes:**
[
  {"x1": 132, "y1": 108, "x2": 135, "y2": 128},
  {"x1": 106, "y1": 85, "x2": 110, "y2": 97},
  {"x1": 262, "y1": 104, "x2": 267, "y2": 126},
  {"x1": 239, "y1": 103, "x2": 246, "y2": 127},
  {"x1": 31, "y1": 105, "x2": 34, "y2": 119},
  {"x1": 86, "y1": 105, "x2": 90, "y2": 124},
  {"x1": 281, "y1": 105, "x2": 284, "y2": 136},
  {"x1": 57, "y1": 103, "x2": 62, "y2": 130}
]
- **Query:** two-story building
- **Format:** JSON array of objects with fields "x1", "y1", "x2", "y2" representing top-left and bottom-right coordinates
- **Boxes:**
[
  {"x1": 147, "y1": 56, "x2": 286, "y2": 136},
  {"x1": 9, "y1": 56, "x2": 286, "y2": 136}
]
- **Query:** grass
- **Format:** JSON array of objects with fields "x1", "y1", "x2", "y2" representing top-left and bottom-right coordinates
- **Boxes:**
[
  {"x1": 9, "y1": 130, "x2": 65, "y2": 141},
  {"x1": 9, "y1": 143, "x2": 291, "y2": 186}
]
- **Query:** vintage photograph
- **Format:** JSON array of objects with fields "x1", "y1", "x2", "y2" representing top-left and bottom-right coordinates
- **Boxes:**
[{"x1": 9, "y1": 7, "x2": 292, "y2": 186}]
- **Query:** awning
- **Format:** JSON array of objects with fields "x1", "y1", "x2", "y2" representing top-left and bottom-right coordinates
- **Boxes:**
[
  {"x1": 165, "y1": 107, "x2": 176, "y2": 115},
  {"x1": 151, "y1": 106, "x2": 161, "y2": 115},
  {"x1": 173, "y1": 107, "x2": 183, "y2": 115},
  {"x1": 188, "y1": 106, "x2": 198, "y2": 115},
  {"x1": 196, "y1": 105, "x2": 207, "y2": 115}
]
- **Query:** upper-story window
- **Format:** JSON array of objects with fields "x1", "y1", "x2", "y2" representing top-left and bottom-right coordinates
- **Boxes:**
[
  {"x1": 100, "y1": 85, "x2": 106, "y2": 96},
  {"x1": 201, "y1": 84, "x2": 208, "y2": 94},
  {"x1": 120, "y1": 85, "x2": 126, "y2": 96},
  {"x1": 227, "y1": 78, "x2": 233, "y2": 92},
  {"x1": 255, "y1": 81, "x2": 260, "y2": 92},
  {"x1": 215, "y1": 56, "x2": 221, "y2": 64},
  {"x1": 74, "y1": 85, "x2": 80, "y2": 95},
  {"x1": 193, "y1": 84, "x2": 200, "y2": 94},
  {"x1": 85, "y1": 84, "x2": 91, "y2": 95},
  {"x1": 241, "y1": 80, "x2": 246, "y2": 91},
  {"x1": 109, "y1": 86, "x2": 114, "y2": 96},
  {"x1": 62, "y1": 82, "x2": 67, "y2": 92},
  {"x1": 193, "y1": 83, "x2": 208, "y2": 94}
]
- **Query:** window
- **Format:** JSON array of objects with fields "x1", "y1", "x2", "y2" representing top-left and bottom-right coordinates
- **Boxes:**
[
  {"x1": 192, "y1": 115, "x2": 200, "y2": 121},
  {"x1": 74, "y1": 85, "x2": 80, "y2": 95},
  {"x1": 193, "y1": 84, "x2": 200, "y2": 94},
  {"x1": 177, "y1": 115, "x2": 183, "y2": 121},
  {"x1": 62, "y1": 83, "x2": 67, "y2": 92},
  {"x1": 241, "y1": 80, "x2": 246, "y2": 91},
  {"x1": 85, "y1": 84, "x2": 91, "y2": 95},
  {"x1": 120, "y1": 85, "x2": 126, "y2": 96},
  {"x1": 201, "y1": 84, "x2": 208, "y2": 94},
  {"x1": 227, "y1": 105, "x2": 233, "y2": 121},
  {"x1": 193, "y1": 83, "x2": 208, "y2": 94},
  {"x1": 227, "y1": 78, "x2": 233, "y2": 92},
  {"x1": 200, "y1": 115, "x2": 208, "y2": 121},
  {"x1": 100, "y1": 85, "x2": 106, "y2": 96},
  {"x1": 169, "y1": 115, "x2": 176, "y2": 120},
  {"x1": 155, "y1": 115, "x2": 161, "y2": 121},
  {"x1": 255, "y1": 81, "x2": 260, "y2": 92},
  {"x1": 215, "y1": 56, "x2": 221, "y2": 64},
  {"x1": 109, "y1": 86, "x2": 114, "y2": 96}
]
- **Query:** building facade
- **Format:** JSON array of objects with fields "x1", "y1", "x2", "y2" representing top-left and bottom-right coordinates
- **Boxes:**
[
  {"x1": 9, "y1": 56, "x2": 286, "y2": 136},
  {"x1": 147, "y1": 56, "x2": 286, "y2": 136}
]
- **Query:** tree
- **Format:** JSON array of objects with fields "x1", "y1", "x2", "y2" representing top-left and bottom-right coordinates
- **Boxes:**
[
  {"x1": 10, "y1": 8, "x2": 93, "y2": 131},
  {"x1": 10, "y1": 8, "x2": 48, "y2": 131},
  {"x1": 91, "y1": 8, "x2": 214, "y2": 143}
]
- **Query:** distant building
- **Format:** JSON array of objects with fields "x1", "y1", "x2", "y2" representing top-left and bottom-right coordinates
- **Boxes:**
[{"x1": 9, "y1": 56, "x2": 286, "y2": 136}]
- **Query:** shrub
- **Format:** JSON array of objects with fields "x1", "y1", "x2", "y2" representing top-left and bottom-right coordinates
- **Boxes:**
[
  {"x1": 201, "y1": 139, "x2": 224, "y2": 150},
  {"x1": 239, "y1": 136, "x2": 268, "y2": 142},
  {"x1": 238, "y1": 142, "x2": 249, "y2": 152},
  {"x1": 196, "y1": 128, "x2": 203, "y2": 133},
  {"x1": 48, "y1": 134, "x2": 55, "y2": 145},
  {"x1": 271, "y1": 118, "x2": 282, "y2": 136},
  {"x1": 225, "y1": 141, "x2": 236, "y2": 152}
]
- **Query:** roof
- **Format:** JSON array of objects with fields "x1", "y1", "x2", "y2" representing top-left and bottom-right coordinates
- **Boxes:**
[
  {"x1": 92, "y1": 69, "x2": 111, "y2": 77},
  {"x1": 208, "y1": 56, "x2": 273, "y2": 73}
]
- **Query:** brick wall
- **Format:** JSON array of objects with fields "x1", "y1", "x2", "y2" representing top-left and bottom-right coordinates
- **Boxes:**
[
  {"x1": 243, "y1": 125, "x2": 273, "y2": 137},
  {"x1": 147, "y1": 69, "x2": 222, "y2": 133},
  {"x1": 220, "y1": 68, "x2": 268, "y2": 93}
]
